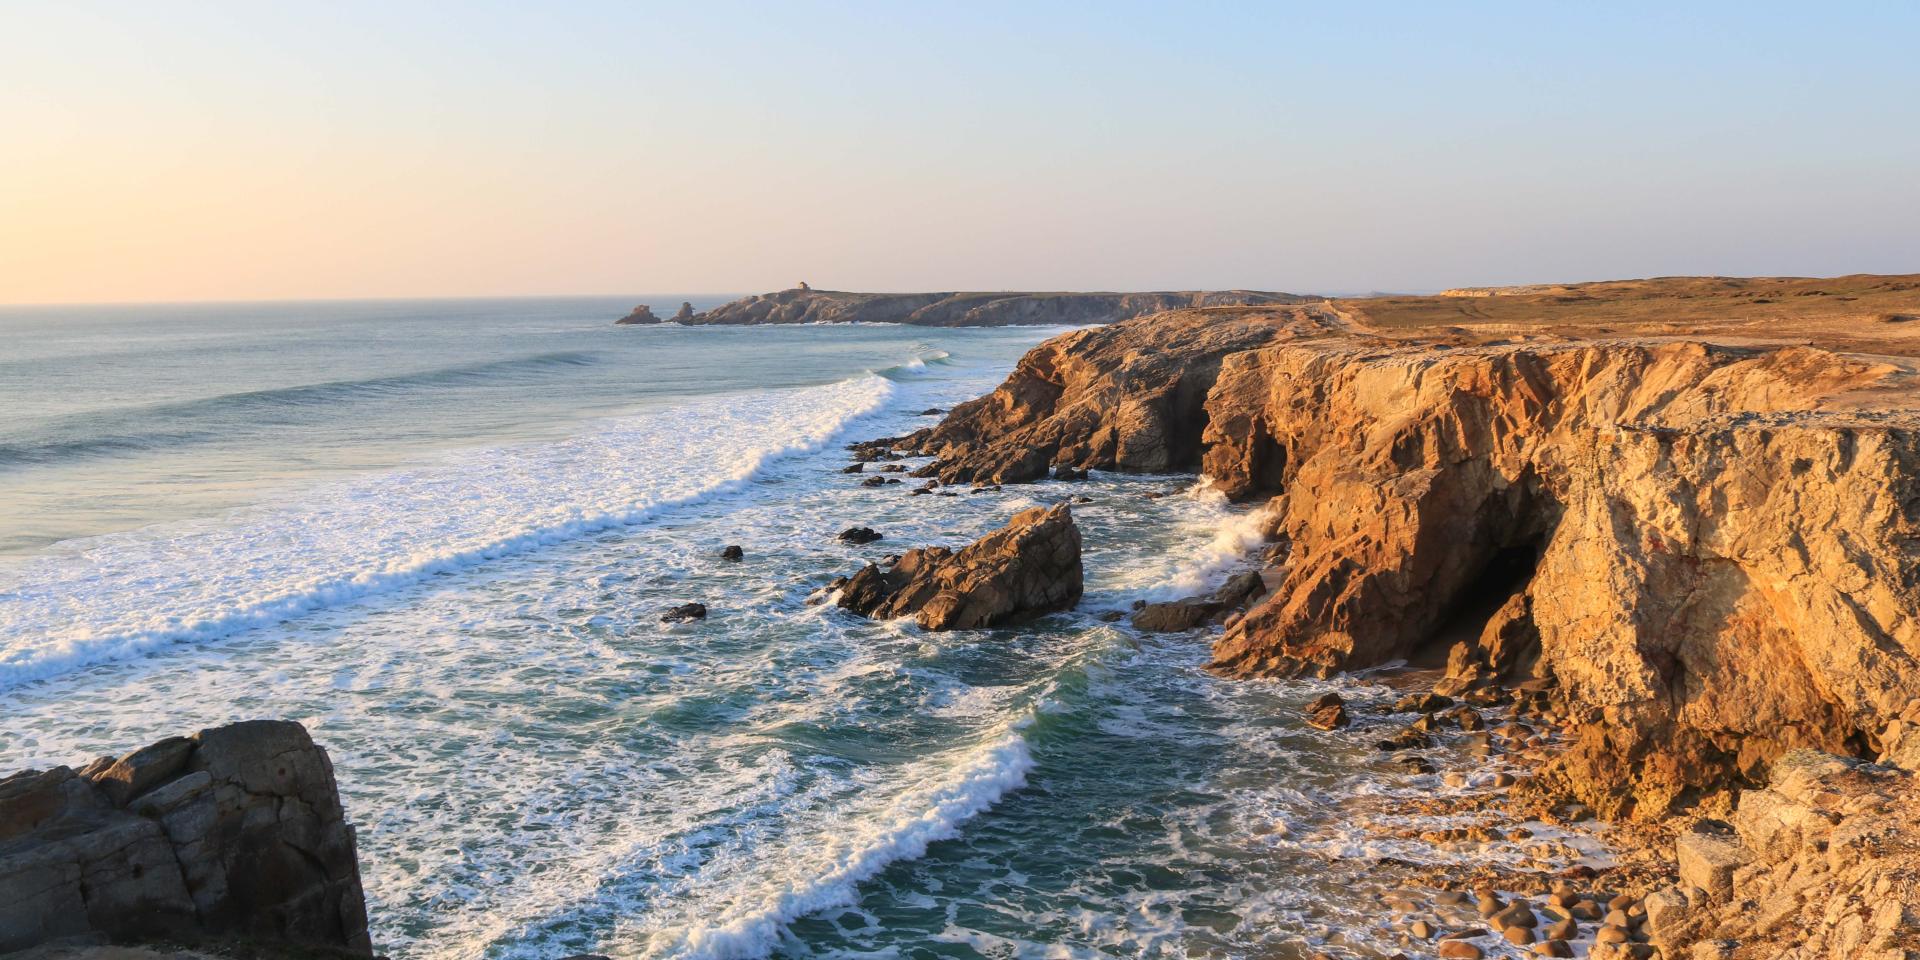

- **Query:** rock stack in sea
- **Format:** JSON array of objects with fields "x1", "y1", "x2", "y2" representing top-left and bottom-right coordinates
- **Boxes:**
[
  {"x1": 0, "y1": 720, "x2": 372, "y2": 955},
  {"x1": 837, "y1": 503, "x2": 1083, "y2": 629}
]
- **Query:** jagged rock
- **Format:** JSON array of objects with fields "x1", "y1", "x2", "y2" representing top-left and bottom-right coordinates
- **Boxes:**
[
  {"x1": 1675, "y1": 823, "x2": 1746, "y2": 902},
  {"x1": 1304, "y1": 692, "x2": 1349, "y2": 730},
  {"x1": 672, "y1": 301, "x2": 697, "y2": 322},
  {"x1": 1652, "y1": 751, "x2": 1920, "y2": 959},
  {"x1": 918, "y1": 289, "x2": 1920, "y2": 818},
  {"x1": 1129, "y1": 571, "x2": 1269, "y2": 633},
  {"x1": 841, "y1": 463, "x2": 865, "y2": 473},
  {"x1": 892, "y1": 308, "x2": 1327, "y2": 483},
  {"x1": 0, "y1": 721, "x2": 370, "y2": 955},
  {"x1": 838, "y1": 527, "x2": 883, "y2": 545},
  {"x1": 661, "y1": 602, "x2": 707, "y2": 622},
  {"x1": 837, "y1": 504, "x2": 1082, "y2": 630},
  {"x1": 615, "y1": 304, "x2": 660, "y2": 324}
]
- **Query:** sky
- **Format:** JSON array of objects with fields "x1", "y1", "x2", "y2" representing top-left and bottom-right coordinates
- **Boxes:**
[{"x1": 2, "y1": 1, "x2": 1917, "y2": 304}]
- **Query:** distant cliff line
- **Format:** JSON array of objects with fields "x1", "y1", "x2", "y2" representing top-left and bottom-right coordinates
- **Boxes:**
[{"x1": 615, "y1": 285, "x2": 1309, "y2": 327}]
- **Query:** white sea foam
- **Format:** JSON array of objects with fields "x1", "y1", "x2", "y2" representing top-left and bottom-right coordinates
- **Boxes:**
[
  {"x1": 639, "y1": 726, "x2": 1035, "y2": 959},
  {"x1": 0, "y1": 374, "x2": 894, "y2": 689}
]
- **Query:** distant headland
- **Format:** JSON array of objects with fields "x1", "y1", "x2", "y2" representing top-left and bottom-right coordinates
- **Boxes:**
[{"x1": 615, "y1": 284, "x2": 1307, "y2": 326}]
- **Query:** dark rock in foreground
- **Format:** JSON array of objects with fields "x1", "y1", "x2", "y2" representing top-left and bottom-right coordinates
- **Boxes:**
[
  {"x1": 0, "y1": 721, "x2": 371, "y2": 955},
  {"x1": 837, "y1": 527, "x2": 883, "y2": 545},
  {"x1": 838, "y1": 504, "x2": 1082, "y2": 630}
]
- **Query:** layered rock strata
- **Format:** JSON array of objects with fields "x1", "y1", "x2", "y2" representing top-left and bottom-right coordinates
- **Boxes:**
[
  {"x1": 645, "y1": 287, "x2": 1306, "y2": 327},
  {"x1": 0, "y1": 721, "x2": 371, "y2": 955},
  {"x1": 837, "y1": 503, "x2": 1082, "y2": 629}
]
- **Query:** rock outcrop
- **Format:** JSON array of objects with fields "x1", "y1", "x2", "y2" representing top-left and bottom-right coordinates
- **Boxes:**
[
  {"x1": 1638, "y1": 750, "x2": 1918, "y2": 959},
  {"x1": 671, "y1": 301, "x2": 697, "y2": 322},
  {"x1": 1200, "y1": 338, "x2": 1920, "y2": 819},
  {"x1": 615, "y1": 304, "x2": 661, "y2": 324},
  {"x1": 667, "y1": 287, "x2": 1307, "y2": 327},
  {"x1": 837, "y1": 503, "x2": 1082, "y2": 629},
  {"x1": 902, "y1": 280, "x2": 1920, "y2": 823},
  {"x1": 890, "y1": 306, "x2": 1341, "y2": 483},
  {"x1": 0, "y1": 721, "x2": 371, "y2": 955}
]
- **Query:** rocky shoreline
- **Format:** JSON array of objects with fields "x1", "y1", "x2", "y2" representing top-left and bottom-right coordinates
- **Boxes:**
[
  {"x1": 7, "y1": 275, "x2": 1917, "y2": 958},
  {"x1": 857, "y1": 275, "x2": 1920, "y2": 958}
]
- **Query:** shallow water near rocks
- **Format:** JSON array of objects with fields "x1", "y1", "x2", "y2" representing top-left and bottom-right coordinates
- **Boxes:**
[{"x1": 0, "y1": 301, "x2": 1606, "y2": 959}]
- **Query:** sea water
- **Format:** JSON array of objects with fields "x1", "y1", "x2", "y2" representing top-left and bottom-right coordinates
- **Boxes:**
[{"x1": 0, "y1": 298, "x2": 1590, "y2": 959}]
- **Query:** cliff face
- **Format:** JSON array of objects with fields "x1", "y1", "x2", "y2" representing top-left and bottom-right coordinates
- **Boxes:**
[
  {"x1": 0, "y1": 721, "x2": 370, "y2": 955},
  {"x1": 900, "y1": 287, "x2": 1920, "y2": 821},
  {"x1": 892, "y1": 306, "x2": 1339, "y2": 482},
  {"x1": 659, "y1": 287, "x2": 1306, "y2": 327},
  {"x1": 1202, "y1": 338, "x2": 1920, "y2": 818}
]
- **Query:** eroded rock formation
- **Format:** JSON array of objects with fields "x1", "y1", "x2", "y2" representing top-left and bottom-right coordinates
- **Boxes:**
[
  {"x1": 615, "y1": 304, "x2": 661, "y2": 324},
  {"x1": 0, "y1": 720, "x2": 371, "y2": 954},
  {"x1": 1638, "y1": 750, "x2": 1918, "y2": 959},
  {"x1": 838, "y1": 503, "x2": 1082, "y2": 629},
  {"x1": 892, "y1": 306, "x2": 1339, "y2": 483},
  {"x1": 901, "y1": 286, "x2": 1920, "y2": 822}
]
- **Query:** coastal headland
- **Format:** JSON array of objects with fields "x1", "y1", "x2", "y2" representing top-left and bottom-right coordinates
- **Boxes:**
[{"x1": 7, "y1": 273, "x2": 1918, "y2": 959}]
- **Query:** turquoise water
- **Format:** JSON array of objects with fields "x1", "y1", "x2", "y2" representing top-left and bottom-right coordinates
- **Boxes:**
[{"x1": 0, "y1": 300, "x2": 1581, "y2": 959}]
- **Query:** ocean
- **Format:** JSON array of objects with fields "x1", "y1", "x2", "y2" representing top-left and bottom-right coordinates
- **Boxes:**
[{"x1": 0, "y1": 298, "x2": 1591, "y2": 959}]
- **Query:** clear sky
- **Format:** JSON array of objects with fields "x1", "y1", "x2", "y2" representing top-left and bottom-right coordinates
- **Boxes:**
[{"x1": 3, "y1": 1, "x2": 1916, "y2": 304}]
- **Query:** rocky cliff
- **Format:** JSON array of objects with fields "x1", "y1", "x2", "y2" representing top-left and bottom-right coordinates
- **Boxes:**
[
  {"x1": 638, "y1": 286, "x2": 1306, "y2": 327},
  {"x1": 898, "y1": 278, "x2": 1920, "y2": 825},
  {"x1": 0, "y1": 721, "x2": 370, "y2": 955}
]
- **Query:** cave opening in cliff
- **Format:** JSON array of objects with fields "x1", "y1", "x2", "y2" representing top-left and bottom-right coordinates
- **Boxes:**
[{"x1": 1411, "y1": 539, "x2": 1545, "y2": 669}]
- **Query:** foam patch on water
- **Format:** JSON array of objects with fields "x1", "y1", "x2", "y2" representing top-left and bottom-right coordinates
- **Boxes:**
[{"x1": 0, "y1": 374, "x2": 894, "y2": 689}]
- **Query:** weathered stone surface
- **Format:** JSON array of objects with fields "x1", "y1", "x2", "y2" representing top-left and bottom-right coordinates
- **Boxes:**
[
  {"x1": 1650, "y1": 751, "x2": 1918, "y2": 959},
  {"x1": 893, "y1": 307, "x2": 1338, "y2": 483},
  {"x1": 838, "y1": 504, "x2": 1082, "y2": 630},
  {"x1": 0, "y1": 721, "x2": 371, "y2": 955},
  {"x1": 1676, "y1": 826, "x2": 1747, "y2": 902},
  {"x1": 614, "y1": 304, "x2": 661, "y2": 324},
  {"x1": 1129, "y1": 571, "x2": 1267, "y2": 633}
]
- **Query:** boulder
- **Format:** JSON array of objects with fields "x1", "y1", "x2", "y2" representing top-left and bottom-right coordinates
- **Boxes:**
[
  {"x1": 672, "y1": 301, "x2": 697, "y2": 322},
  {"x1": 661, "y1": 602, "x2": 708, "y2": 622},
  {"x1": 0, "y1": 721, "x2": 371, "y2": 955},
  {"x1": 838, "y1": 526, "x2": 884, "y2": 545},
  {"x1": 1129, "y1": 571, "x2": 1268, "y2": 633},
  {"x1": 838, "y1": 504, "x2": 1082, "y2": 630},
  {"x1": 720, "y1": 545, "x2": 744, "y2": 562},
  {"x1": 1303, "y1": 693, "x2": 1349, "y2": 730}
]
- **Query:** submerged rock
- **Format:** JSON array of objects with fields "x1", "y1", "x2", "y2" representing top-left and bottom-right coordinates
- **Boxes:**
[
  {"x1": 838, "y1": 503, "x2": 1082, "y2": 630},
  {"x1": 720, "y1": 545, "x2": 744, "y2": 562},
  {"x1": 661, "y1": 602, "x2": 708, "y2": 622},
  {"x1": 0, "y1": 721, "x2": 371, "y2": 955}
]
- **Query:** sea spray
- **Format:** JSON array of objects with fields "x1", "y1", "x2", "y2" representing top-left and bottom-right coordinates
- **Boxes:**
[{"x1": 0, "y1": 374, "x2": 895, "y2": 689}]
